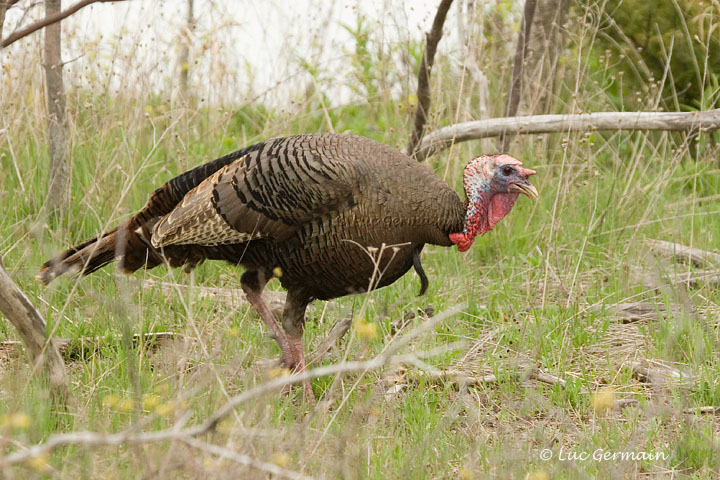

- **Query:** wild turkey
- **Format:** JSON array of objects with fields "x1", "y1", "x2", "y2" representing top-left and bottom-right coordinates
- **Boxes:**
[{"x1": 38, "y1": 133, "x2": 537, "y2": 399}]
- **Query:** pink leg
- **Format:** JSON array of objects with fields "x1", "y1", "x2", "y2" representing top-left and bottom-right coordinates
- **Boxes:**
[
  {"x1": 287, "y1": 335, "x2": 314, "y2": 401},
  {"x1": 281, "y1": 292, "x2": 314, "y2": 402},
  {"x1": 241, "y1": 271, "x2": 293, "y2": 367}
]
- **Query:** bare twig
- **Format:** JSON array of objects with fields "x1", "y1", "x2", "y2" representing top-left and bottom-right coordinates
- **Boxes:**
[
  {"x1": 1, "y1": 0, "x2": 124, "y2": 49},
  {"x1": 645, "y1": 239, "x2": 720, "y2": 268},
  {"x1": 407, "y1": 0, "x2": 454, "y2": 158},
  {"x1": 499, "y1": 0, "x2": 536, "y2": 152},
  {"x1": 0, "y1": 254, "x2": 67, "y2": 399},
  {"x1": 414, "y1": 109, "x2": 720, "y2": 160}
]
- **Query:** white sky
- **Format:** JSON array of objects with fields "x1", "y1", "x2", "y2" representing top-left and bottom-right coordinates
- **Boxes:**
[{"x1": 2, "y1": 0, "x2": 447, "y2": 106}]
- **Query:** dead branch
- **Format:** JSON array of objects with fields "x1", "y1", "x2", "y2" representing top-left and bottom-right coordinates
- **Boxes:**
[
  {"x1": 499, "y1": 0, "x2": 536, "y2": 152},
  {"x1": 0, "y1": 254, "x2": 67, "y2": 399},
  {"x1": 626, "y1": 359, "x2": 694, "y2": 387},
  {"x1": 645, "y1": 239, "x2": 720, "y2": 268},
  {"x1": 1, "y1": 0, "x2": 124, "y2": 49},
  {"x1": 307, "y1": 316, "x2": 352, "y2": 365},
  {"x1": 407, "y1": 0, "x2": 454, "y2": 157},
  {"x1": 414, "y1": 109, "x2": 720, "y2": 160}
]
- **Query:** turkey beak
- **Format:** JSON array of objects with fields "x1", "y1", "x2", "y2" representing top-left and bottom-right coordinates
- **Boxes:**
[{"x1": 511, "y1": 168, "x2": 538, "y2": 201}]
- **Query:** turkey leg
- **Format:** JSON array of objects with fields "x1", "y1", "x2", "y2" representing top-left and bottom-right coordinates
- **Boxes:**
[
  {"x1": 240, "y1": 271, "x2": 293, "y2": 367},
  {"x1": 282, "y1": 291, "x2": 314, "y2": 401}
]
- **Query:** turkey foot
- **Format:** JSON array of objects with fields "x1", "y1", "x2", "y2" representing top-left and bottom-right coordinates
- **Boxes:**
[{"x1": 286, "y1": 335, "x2": 314, "y2": 401}]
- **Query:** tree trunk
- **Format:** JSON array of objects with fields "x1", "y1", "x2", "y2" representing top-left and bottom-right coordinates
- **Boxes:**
[
  {"x1": 178, "y1": 0, "x2": 195, "y2": 101},
  {"x1": 44, "y1": 0, "x2": 71, "y2": 214},
  {"x1": 499, "y1": 0, "x2": 536, "y2": 152},
  {"x1": 0, "y1": 254, "x2": 68, "y2": 400},
  {"x1": 518, "y1": 0, "x2": 570, "y2": 116},
  {"x1": 407, "y1": 0, "x2": 454, "y2": 158}
]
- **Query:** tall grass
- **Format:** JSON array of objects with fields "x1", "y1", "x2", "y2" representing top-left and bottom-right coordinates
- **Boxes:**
[{"x1": 0, "y1": 0, "x2": 719, "y2": 478}]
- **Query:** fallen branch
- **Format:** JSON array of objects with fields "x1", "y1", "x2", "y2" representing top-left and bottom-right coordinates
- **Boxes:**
[
  {"x1": 307, "y1": 316, "x2": 352, "y2": 365},
  {"x1": 0, "y1": 254, "x2": 67, "y2": 399},
  {"x1": 645, "y1": 239, "x2": 720, "y2": 268},
  {"x1": 414, "y1": 109, "x2": 720, "y2": 160},
  {"x1": 626, "y1": 359, "x2": 695, "y2": 389},
  {"x1": 421, "y1": 366, "x2": 569, "y2": 389}
]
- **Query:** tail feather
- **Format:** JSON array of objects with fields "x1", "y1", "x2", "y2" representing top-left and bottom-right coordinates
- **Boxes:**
[{"x1": 37, "y1": 228, "x2": 120, "y2": 285}]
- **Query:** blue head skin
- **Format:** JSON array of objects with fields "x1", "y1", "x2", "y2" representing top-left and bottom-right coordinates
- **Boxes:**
[{"x1": 450, "y1": 154, "x2": 537, "y2": 252}]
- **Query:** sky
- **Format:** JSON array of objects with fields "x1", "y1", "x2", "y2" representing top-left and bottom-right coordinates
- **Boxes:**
[{"x1": 2, "y1": 0, "x2": 445, "y2": 106}]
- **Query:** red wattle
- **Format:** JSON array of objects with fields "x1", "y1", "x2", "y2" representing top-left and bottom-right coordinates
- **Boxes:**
[{"x1": 449, "y1": 233, "x2": 473, "y2": 252}]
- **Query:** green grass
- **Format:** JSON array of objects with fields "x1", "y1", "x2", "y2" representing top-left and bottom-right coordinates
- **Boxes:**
[{"x1": 1, "y1": 9, "x2": 720, "y2": 479}]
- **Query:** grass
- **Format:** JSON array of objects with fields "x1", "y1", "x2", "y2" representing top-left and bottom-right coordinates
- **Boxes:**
[{"x1": 1, "y1": 1, "x2": 720, "y2": 478}]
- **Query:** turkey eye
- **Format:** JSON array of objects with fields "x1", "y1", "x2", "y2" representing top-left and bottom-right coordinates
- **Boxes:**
[{"x1": 502, "y1": 166, "x2": 514, "y2": 176}]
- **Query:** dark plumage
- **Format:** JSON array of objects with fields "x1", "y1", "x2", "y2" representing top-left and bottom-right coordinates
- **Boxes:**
[{"x1": 39, "y1": 133, "x2": 537, "y2": 399}]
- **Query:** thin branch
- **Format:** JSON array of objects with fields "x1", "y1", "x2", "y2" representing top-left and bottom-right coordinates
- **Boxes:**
[
  {"x1": 499, "y1": 0, "x2": 537, "y2": 152},
  {"x1": 1, "y1": 0, "x2": 123, "y2": 49},
  {"x1": 407, "y1": 0, "x2": 454, "y2": 158},
  {"x1": 414, "y1": 109, "x2": 720, "y2": 160}
]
